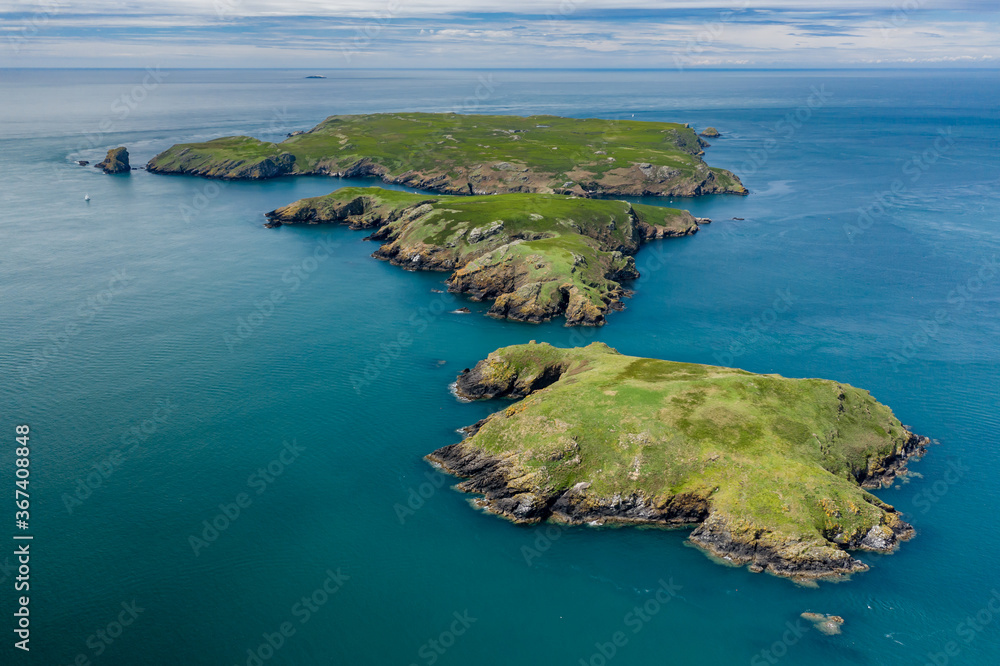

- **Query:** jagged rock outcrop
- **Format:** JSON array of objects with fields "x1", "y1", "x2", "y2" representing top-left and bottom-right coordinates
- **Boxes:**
[{"x1": 95, "y1": 147, "x2": 130, "y2": 174}]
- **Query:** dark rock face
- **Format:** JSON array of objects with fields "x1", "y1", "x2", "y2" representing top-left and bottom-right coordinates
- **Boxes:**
[
  {"x1": 856, "y1": 432, "x2": 929, "y2": 488},
  {"x1": 453, "y1": 355, "x2": 568, "y2": 401},
  {"x1": 428, "y1": 440, "x2": 712, "y2": 528},
  {"x1": 95, "y1": 147, "x2": 130, "y2": 174},
  {"x1": 147, "y1": 150, "x2": 296, "y2": 180},
  {"x1": 334, "y1": 158, "x2": 388, "y2": 179},
  {"x1": 687, "y1": 514, "x2": 867, "y2": 578},
  {"x1": 265, "y1": 192, "x2": 428, "y2": 230},
  {"x1": 247, "y1": 152, "x2": 296, "y2": 178}
]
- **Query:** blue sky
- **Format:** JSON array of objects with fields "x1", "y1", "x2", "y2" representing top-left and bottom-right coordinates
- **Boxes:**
[{"x1": 2, "y1": 1, "x2": 998, "y2": 68}]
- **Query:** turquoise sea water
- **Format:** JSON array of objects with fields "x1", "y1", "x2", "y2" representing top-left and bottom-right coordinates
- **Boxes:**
[{"x1": 1, "y1": 69, "x2": 999, "y2": 665}]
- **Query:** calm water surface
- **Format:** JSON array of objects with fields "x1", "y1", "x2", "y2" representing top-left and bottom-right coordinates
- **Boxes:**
[{"x1": 1, "y1": 68, "x2": 998, "y2": 665}]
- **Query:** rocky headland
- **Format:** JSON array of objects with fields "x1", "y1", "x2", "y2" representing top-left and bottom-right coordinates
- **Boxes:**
[{"x1": 265, "y1": 187, "x2": 707, "y2": 326}]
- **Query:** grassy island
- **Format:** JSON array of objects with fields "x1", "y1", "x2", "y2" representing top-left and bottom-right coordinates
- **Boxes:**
[
  {"x1": 428, "y1": 342, "x2": 928, "y2": 579},
  {"x1": 266, "y1": 187, "x2": 704, "y2": 326},
  {"x1": 147, "y1": 113, "x2": 746, "y2": 197}
]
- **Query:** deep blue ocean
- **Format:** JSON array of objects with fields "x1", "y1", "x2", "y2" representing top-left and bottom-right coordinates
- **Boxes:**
[{"x1": 1, "y1": 69, "x2": 998, "y2": 665}]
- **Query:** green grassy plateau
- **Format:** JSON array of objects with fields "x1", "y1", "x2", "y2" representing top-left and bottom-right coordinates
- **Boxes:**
[
  {"x1": 266, "y1": 187, "x2": 703, "y2": 325},
  {"x1": 429, "y1": 342, "x2": 928, "y2": 579},
  {"x1": 147, "y1": 112, "x2": 746, "y2": 197}
]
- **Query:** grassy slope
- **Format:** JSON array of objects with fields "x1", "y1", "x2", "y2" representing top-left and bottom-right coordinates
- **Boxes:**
[
  {"x1": 268, "y1": 187, "x2": 697, "y2": 325},
  {"x1": 147, "y1": 113, "x2": 746, "y2": 196},
  {"x1": 437, "y1": 342, "x2": 923, "y2": 574}
]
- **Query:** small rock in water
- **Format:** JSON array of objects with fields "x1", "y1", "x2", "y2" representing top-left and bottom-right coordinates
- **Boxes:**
[
  {"x1": 452, "y1": 307, "x2": 471, "y2": 314},
  {"x1": 77, "y1": 160, "x2": 89, "y2": 166},
  {"x1": 801, "y1": 612, "x2": 845, "y2": 635},
  {"x1": 95, "y1": 146, "x2": 130, "y2": 174},
  {"x1": 431, "y1": 289, "x2": 444, "y2": 293}
]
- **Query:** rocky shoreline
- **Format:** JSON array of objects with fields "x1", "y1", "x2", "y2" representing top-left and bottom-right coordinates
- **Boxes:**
[
  {"x1": 150, "y1": 155, "x2": 743, "y2": 199},
  {"x1": 96, "y1": 147, "x2": 130, "y2": 174},
  {"x1": 428, "y1": 421, "x2": 924, "y2": 580},
  {"x1": 264, "y1": 189, "x2": 706, "y2": 326},
  {"x1": 427, "y1": 343, "x2": 930, "y2": 580},
  {"x1": 145, "y1": 112, "x2": 748, "y2": 198}
]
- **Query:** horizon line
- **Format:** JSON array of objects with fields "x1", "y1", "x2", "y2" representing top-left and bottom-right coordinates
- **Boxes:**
[{"x1": 4, "y1": 66, "x2": 1000, "y2": 71}]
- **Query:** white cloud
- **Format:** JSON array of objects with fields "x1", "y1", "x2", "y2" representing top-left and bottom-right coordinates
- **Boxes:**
[
  {"x1": 432, "y1": 29, "x2": 515, "y2": 39},
  {"x1": 2, "y1": 0, "x2": 997, "y2": 67},
  {"x1": 0, "y1": 0, "x2": 988, "y2": 18}
]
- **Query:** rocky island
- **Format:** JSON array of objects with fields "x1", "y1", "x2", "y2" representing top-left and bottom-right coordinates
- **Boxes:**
[
  {"x1": 96, "y1": 146, "x2": 130, "y2": 174},
  {"x1": 147, "y1": 112, "x2": 746, "y2": 197},
  {"x1": 266, "y1": 187, "x2": 705, "y2": 325},
  {"x1": 428, "y1": 342, "x2": 928, "y2": 579}
]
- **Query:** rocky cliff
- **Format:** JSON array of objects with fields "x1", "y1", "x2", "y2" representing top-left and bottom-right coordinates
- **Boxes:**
[{"x1": 96, "y1": 147, "x2": 130, "y2": 174}]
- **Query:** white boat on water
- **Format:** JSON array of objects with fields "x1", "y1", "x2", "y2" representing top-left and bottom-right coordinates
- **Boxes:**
[{"x1": 84, "y1": 194, "x2": 90, "y2": 201}]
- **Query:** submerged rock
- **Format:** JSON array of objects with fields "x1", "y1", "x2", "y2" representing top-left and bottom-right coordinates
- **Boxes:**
[{"x1": 801, "y1": 612, "x2": 845, "y2": 635}]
